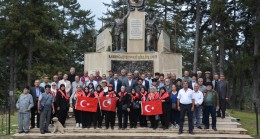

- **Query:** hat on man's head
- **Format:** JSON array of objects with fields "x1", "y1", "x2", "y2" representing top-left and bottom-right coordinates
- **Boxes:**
[
  {"x1": 205, "y1": 82, "x2": 213, "y2": 86},
  {"x1": 205, "y1": 71, "x2": 211, "y2": 74},
  {"x1": 151, "y1": 78, "x2": 158, "y2": 82},
  {"x1": 108, "y1": 84, "x2": 113, "y2": 87}
]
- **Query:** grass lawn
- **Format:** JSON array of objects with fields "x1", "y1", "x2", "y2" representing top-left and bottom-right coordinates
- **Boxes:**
[
  {"x1": 0, "y1": 112, "x2": 18, "y2": 139},
  {"x1": 228, "y1": 109, "x2": 260, "y2": 138}
]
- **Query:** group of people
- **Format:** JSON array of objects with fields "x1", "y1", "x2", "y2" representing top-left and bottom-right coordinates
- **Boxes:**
[{"x1": 16, "y1": 67, "x2": 229, "y2": 135}]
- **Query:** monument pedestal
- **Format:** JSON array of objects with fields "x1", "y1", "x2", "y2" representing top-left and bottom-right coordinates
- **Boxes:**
[{"x1": 84, "y1": 51, "x2": 182, "y2": 77}]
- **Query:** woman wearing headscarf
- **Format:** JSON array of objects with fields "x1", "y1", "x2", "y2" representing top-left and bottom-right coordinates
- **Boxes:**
[
  {"x1": 117, "y1": 86, "x2": 131, "y2": 130},
  {"x1": 56, "y1": 84, "x2": 69, "y2": 127},
  {"x1": 129, "y1": 88, "x2": 140, "y2": 128},
  {"x1": 104, "y1": 84, "x2": 117, "y2": 130},
  {"x1": 148, "y1": 86, "x2": 160, "y2": 130},
  {"x1": 70, "y1": 85, "x2": 85, "y2": 128},
  {"x1": 93, "y1": 85, "x2": 104, "y2": 129},
  {"x1": 139, "y1": 86, "x2": 148, "y2": 127},
  {"x1": 159, "y1": 86, "x2": 171, "y2": 130},
  {"x1": 81, "y1": 87, "x2": 89, "y2": 128},
  {"x1": 50, "y1": 82, "x2": 58, "y2": 126}
]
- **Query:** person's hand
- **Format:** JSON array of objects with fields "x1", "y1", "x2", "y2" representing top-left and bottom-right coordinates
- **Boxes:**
[
  {"x1": 70, "y1": 104, "x2": 73, "y2": 108},
  {"x1": 216, "y1": 106, "x2": 219, "y2": 111},
  {"x1": 52, "y1": 109, "x2": 55, "y2": 114},
  {"x1": 191, "y1": 106, "x2": 194, "y2": 112},
  {"x1": 57, "y1": 107, "x2": 60, "y2": 111},
  {"x1": 161, "y1": 100, "x2": 165, "y2": 102},
  {"x1": 178, "y1": 106, "x2": 180, "y2": 111},
  {"x1": 127, "y1": 108, "x2": 130, "y2": 112},
  {"x1": 38, "y1": 109, "x2": 40, "y2": 113},
  {"x1": 225, "y1": 98, "x2": 229, "y2": 101}
]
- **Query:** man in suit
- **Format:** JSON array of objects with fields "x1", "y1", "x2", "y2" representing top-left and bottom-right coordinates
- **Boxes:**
[
  {"x1": 123, "y1": 73, "x2": 137, "y2": 93},
  {"x1": 217, "y1": 74, "x2": 229, "y2": 119},
  {"x1": 140, "y1": 74, "x2": 150, "y2": 92},
  {"x1": 30, "y1": 80, "x2": 44, "y2": 128},
  {"x1": 212, "y1": 73, "x2": 219, "y2": 90},
  {"x1": 188, "y1": 73, "x2": 197, "y2": 90},
  {"x1": 109, "y1": 73, "x2": 122, "y2": 94}
]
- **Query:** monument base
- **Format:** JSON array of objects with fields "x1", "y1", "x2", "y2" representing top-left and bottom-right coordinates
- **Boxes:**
[{"x1": 84, "y1": 51, "x2": 182, "y2": 77}]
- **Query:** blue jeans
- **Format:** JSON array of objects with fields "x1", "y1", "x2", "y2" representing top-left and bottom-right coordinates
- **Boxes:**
[
  {"x1": 192, "y1": 106, "x2": 202, "y2": 128},
  {"x1": 204, "y1": 106, "x2": 216, "y2": 128}
]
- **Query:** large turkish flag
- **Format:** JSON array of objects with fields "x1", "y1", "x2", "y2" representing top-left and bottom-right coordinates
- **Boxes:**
[
  {"x1": 75, "y1": 96, "x2": 98, "y2": 112},
  {"x1": 99, "y1": 97, "x2": 117, "y2": 112},
  {"x1": 141, "y1": 101, "x2": 163, "y2": 116}
]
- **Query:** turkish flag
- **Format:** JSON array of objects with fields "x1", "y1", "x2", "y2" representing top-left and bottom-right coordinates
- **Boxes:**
[
  {"x1": 75, "y1": 96, "x2": 98, "y2": 112},
  {"x1": 99, "y1": 97, "x2": 117, "y2": 112},
  {"x1": 141, "y1": 101, "x2": 163, "y2": 116}
]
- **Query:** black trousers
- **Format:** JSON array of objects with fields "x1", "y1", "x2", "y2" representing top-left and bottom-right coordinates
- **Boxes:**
[
  {"x1": 179, "y1": 104, "x2": 193, "y2": 133},
  {"x1": 149, "y1": 115, "x2": 158, "y2": 129},
  {"x1": 86, "y1": 112, "x2": 93, "y2": 127},
  {"x1": 129, "y1": 108, "x2": 139, "y2": 127},
  {"x1": 93, "y1": 108, "x2": 103, "y2": 127},
  {"x1": 160, "y1": 110, "x2": 170, "y2": 128},
  {"x1": 139, "y1": 114, "x2": 147, "y2": 127},
  {"x1": 81, "y1": 111, "x2": 88, "y2": 128},
  {"x1": 74, "y1": 109, "x2": 81, "y2": 123},
  {"x1": 57, "y1": 109, "x2": 68, "y2": 127},
  {"x1": 217, "y1": 99, "x2": 227, "y2": 118},
  {"x1": 31, "y1": 101, "x2": 40, "y2": 128},
  {"x1": 105, "y1": 111, "x2": 116, "y2": 128},
  {"x1": 117, "y1": 108, "x2": 129, "y2": 128}
]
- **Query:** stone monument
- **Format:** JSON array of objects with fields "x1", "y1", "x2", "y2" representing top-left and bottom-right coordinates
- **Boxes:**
[{"x1": 85, "y1": 0, "x2": 182, "y2": 77}]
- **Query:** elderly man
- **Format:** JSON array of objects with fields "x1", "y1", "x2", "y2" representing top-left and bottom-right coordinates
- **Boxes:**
[
  {"x1": 85, "y1": 74, "x2": 98, "y2": 89},
  {"x1": 141, "y1": 74, "x2": 149, "y2": 91},
  {"x1": 212, "y1": 73, "x2": 219, "y2": 90},
  {"x1": 158, "y1": 73, "x2": 165, "y2": 88},
  {"x1": 164, "y1": 79, "x2": 172, "y2": 93},
  {"x1": 145, "y1": 72, "x2": 153, "y2": 88},
  {"x1": 16, "y1": 86, "x2": 34, "y2": 133},
  {"x1": 198, "y1": 78, "x2": 206, "y2": 93},
  {"x1": 68, "y1": 67, "x2": 76, "y2": 83},
  {"x1": 204, "y1": 71, "x2": 212, "y2": 85},
  {"x1": 94, "y1": 70, "x2": 102, "y2": 83},
  {"x1": 177, "y1": 81, "x2": 194, "y2": 135},
  {"x1": 110, "y1": 73, "x2": 123, "y2": 94},
  {"x1": 38, "y1": 85, "x2": 55, "y2": 134},
  {"x1": 217, "y1": 74, "x2": 229, "y2": 119},
  {"x1": 30, "y1": 80, "x2": 44, "y2": 128},
  {"x1": 124, "y1": 73, "x2": 137, "y2": 93},
  {"x1": 203, "y1": 82, "x2": 219, "y2": 131},
  {"x1": 119, "y1": 69, "x2": 127, "y2": 82},
  {"x1": 40, "y1": 76, "x2": 51, "y2": 88},
  {"x1": 106, "y1": 70, "x2": 114, "y2": 82},
  {"x1": 197, "y1": 71, "x2": 203, "y2": 79},
  {"x1": 182, "y1": 71, "x2": 192, "y2": 83},
  {"x1": 133, "y1": 70, "x2": 140, "y2": 81},
  {"x1": 58, "y1": 71, "x2": 63, "y2": 81},
  {"x1": 72, "y1": 76, "x2": 83, "y2": 93},
  {"x1": 171, "y1": 73, "x2": 177, "y2": 85},
  {"x1": 192, "y1": 83, "x2": 204, "y2": 129},
  {"x1": 58, "y1": 74, "x2": 72, "y2": 96},
  {"x1": 80, "y1": 70, "x2": 89, "y2": 84},
  {"x1": 53, "y1": 75, "x2": 59, "y2": 89}
]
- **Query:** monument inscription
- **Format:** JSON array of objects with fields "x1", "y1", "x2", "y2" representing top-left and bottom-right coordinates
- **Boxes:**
[
  {"x1": 111, "y1": 60, "x2": 154, "y2": 74},
  {"x1": 129, "y1": 19, "x2": 143, "y2": 39}
]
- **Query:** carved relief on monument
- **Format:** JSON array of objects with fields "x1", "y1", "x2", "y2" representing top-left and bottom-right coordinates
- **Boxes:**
[{"x1": 111, "y1": 60, "x2": 154, "y2": 74}]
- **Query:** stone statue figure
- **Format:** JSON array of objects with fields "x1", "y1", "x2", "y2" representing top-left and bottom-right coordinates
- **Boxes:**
[
  {"x1": 111, "y1": 1, "x2": 130, "y2": 52},
  {"x1": 146, "y1": 12, "x2": 158, "y2": 51},
  {"x1": 128, "y1": 0, "x2": 146, "y2": 11}
]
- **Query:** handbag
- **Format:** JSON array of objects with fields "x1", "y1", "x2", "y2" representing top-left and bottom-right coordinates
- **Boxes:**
[
  {"x1": 122, "y1": 104, "x2": 128, "y2": 111},
  {"x1": 171, "y1": 103, "x2": 177, "y2": 110},
  {"x1": 132, "y1": 101, "x2": 140, "y2": 109}
]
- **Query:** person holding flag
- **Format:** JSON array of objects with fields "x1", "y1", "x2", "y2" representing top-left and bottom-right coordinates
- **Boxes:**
[
  {"x1": 129, "y1": 88, "x2": 140, "y2": 128},
  {"x1": 93, "y1": 85, "x2": 104, "y2": 129},
  {"x1": 139, "y1": 86, "x2": 148, "y2": 127},
  {"x1": 159, "y1": 87, "x2": 171, "y2": 130},
  {"x1": 81, "y1": 87, "x2": 90, "y2": 128},
  {"x1": 85, "y1": 84, "x2": 96, "y2": 128},
  {"x1": 117, "y1": 86, "x2": 131, "y2": 130},
  {"x1": 147, "y1": 86, "x2": 160, "y2": 130},
  {"x1": 104, "y1": 84, "x2": 117, "y2": 130}
]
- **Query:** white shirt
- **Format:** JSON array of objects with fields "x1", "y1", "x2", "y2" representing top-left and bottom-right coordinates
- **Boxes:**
[
  {"x1": 128, "y1": 79, "x2": 132, "y2": 86},
  {"x1": 192, "y1": 90, "x2": 204, "y2": 105},
  {"x1": 114, "y1": 80, "x2": 118, "y2": 92},
  {"x1": 177, "y1": 88, "x2": 194, "y2": 104}
]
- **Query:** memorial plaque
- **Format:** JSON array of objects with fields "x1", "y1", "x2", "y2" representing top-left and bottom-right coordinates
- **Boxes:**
[
  {"x1": 111, "y1": 60, "x2": 153, "y2": 74},
  {"x1": 129, "y1": 19, "x2": 143, "y2": 39}
]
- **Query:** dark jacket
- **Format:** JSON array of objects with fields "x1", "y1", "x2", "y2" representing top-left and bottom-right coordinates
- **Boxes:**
[
  {"x1": 217, "y1": 80, "x2": 229, "y2": 99},
  {"x1": 160, "y1": 92, "x2": 172, "y2": 112},
  {"x1": 117, "y1": 92, "x2": 131, "y2": 109},
  {"x1": 56, "y1": 90, "x2": 69, "y2": 110},
  {"x1": 203, "y1": 89, "x2": 219, "y2": 107},
  {"x1": 109, "y1": 79, "x2": 123, "y2": 94},
  {"x1": 123, "y1": 79, "x2": 137, "y2": 93},
  {"x1": 30, "y1": 86, "x2": 44, "y2": 105}
]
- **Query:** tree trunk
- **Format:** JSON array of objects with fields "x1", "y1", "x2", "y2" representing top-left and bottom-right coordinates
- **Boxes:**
[
  {"x1": 193, "y1": 0, "x2": 200, "y2": 73},
  {"x1": 252, "y1": 5, "x2": 260, "y2": 108},
  {"x1": 9, "y1": 48, "x2": 14, "y2": 94},
  {"x1": 219, "y1": 24, "x2": 225, "y2": 74},
  {"x1": 27, "y1": 34, "x2": 34, "y2": 86},
  {"x1": 211, "y1": 19, "x2": 217, "y2": 74}
]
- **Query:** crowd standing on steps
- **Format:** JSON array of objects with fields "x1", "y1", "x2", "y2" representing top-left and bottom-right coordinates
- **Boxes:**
[{"x1": 16, "y1": 67, "x2": 229, "y2": 135}]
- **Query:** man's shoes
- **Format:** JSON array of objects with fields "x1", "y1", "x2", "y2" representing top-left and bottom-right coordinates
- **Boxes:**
[
  {"x1": 213, "y1": 127, "x2": 217, "y2": 131},
  {"x1": 134, "y1": 126, "x2": 137, "y2": 128},
  {"x1": 221, "y1": 117, "x2": 225, "y2": 119},
  {"x1": 197, "y1": 126, "x2": 202, "y2": 129},
  {"x1": 122, "y1": 128, "x2": 125, "y2": 130},
  {"x1": 18, "y1": 131, "x2": 24, "y2": 134},
  {"x1": 178, "y1": 131, "x2": 183, "y2": 135},
  {"x1": 189, "y1": 131, "x2": 194, "y2": 135},
  {"x1": 204, "y1": 127, "x2": 209, "y2": 129},
  {"x1": 105, "y1": 127, "x2": 109, "y2": 130},
  {"x1": 118, "y1": 127, "x2": 122, "y2": 130},
  {"x1": 45, "y1": 130, "x2": 51, "y2": 133},
  {"x1": 111, "y1": 127, "x2": 114, "y2": 130},
  {"x1": 40, "y1": 131, "x2": 45, "y2": 134},
  {"x1": 30, "y1": 126, "x2": 35, "y2": 129},
  {"x1": 24, "y1": 131, "x2": 29, "y2": 134},
  {"x1": 98, "y1": 126, "x2": 102, "y2": 129}
]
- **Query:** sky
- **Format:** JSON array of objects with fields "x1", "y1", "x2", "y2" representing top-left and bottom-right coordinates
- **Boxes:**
[{"x1": 78, "y1": 0, "x2": 108, "y2": 30}]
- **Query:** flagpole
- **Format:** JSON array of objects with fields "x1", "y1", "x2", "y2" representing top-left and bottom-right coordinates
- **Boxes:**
[{"x1": 97, "y1": 97, "x2": 102, "y2": 116}]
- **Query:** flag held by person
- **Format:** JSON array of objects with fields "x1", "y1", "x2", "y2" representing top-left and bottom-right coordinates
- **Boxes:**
[
  {"x1": 75, "y1": 96, "x2": 98, "y2": 112},
  {"x1": 141, "y1": 100, "x2": 163, "y2": 116},
  {"x1": 99, "y1": 97, "x2": 117, "y2": 112}
]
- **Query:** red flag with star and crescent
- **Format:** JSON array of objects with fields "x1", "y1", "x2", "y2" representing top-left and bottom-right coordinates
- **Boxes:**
[
  {"x1": 75, "y1": 96, "x2": 98, "y2": 112},
  {"x1": 141, "y1": 100, "x2": 163, "y2": 116},
  {"x1": 99, "y1": 97, "x2": 117, "y2": 112}
]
